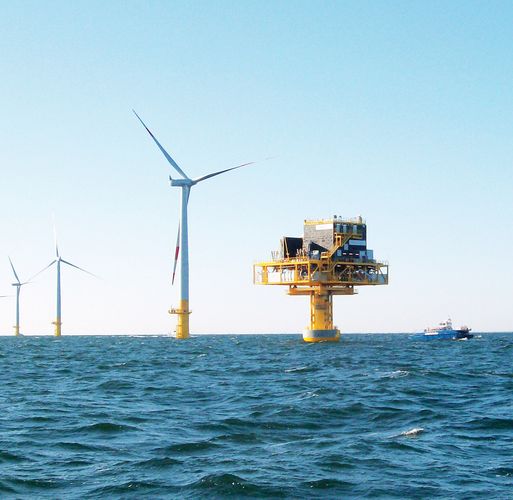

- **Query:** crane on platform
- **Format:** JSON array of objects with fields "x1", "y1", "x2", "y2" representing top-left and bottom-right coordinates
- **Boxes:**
[
  {"x1": 133, "y1": 110, "x2": 253, "y2": 339},
  {"x1": 254, "y1": 216, "x2": 389, "y2": 342}
]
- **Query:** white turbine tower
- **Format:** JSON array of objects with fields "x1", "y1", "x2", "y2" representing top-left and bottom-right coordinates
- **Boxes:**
[
  {"x1": 133, "y1": 110, "x2": 253, "y2": 339},
  {"x1": 34, "y1": 229, "x2": 96, "y2": 336},
  {"x1": 8, "y1": 257, "x2": 29, "y2": 336}
]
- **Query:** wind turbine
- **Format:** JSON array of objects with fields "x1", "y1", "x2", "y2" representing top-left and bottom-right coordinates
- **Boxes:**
[
  {"x1": 133, "y1": 110, "x2": 253, "y2": 339},
  {"x1": 34, "y1": 230, "x2": 96, "y2": 336},
  {"x1": 8, "y1": 257, "x2": 29, "y2": 336}
]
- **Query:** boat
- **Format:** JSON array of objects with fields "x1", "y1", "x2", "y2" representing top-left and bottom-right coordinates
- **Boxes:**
[{"x1": 412, "y1": 318, "x2": 473, "y2": 340}]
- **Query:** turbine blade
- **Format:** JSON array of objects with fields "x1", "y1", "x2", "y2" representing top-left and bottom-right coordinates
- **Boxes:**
[
  {"x1": 192, "y1": 161, "x2": 254, "y2": 184},
  {"x1": 172, "y1": 223, "x2": 180, "y2": 285},
  {"x1": 60, "y1": 259, "x2": 98, "y2": 278},
  {"x1": 28, "y1": 260, "x2": 57, "y2": 281},
  {"x1": 132, "y1": 110, "x2": 190, "y2": 180},
  {"x1": 53, "y1": 214, "x2": 60, "y2": 258},
  {"x1": 8, "y1": 257, "x2": 20, "y2": 283}
]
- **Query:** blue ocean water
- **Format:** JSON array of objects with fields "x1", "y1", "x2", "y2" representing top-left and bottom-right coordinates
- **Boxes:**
[{"x1": 1, "y1": 333, "x2": 513, "y2": 498}]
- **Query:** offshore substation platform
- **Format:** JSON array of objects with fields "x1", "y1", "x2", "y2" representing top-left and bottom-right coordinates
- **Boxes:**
[{"x1": 253, "y1": 216, "x2": 389, "y2": 342}]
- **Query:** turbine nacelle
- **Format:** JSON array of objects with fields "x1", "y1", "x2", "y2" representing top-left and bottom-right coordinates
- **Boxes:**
[{"x1": 170, "y1": 177, "x2": 193, "y2": 187}]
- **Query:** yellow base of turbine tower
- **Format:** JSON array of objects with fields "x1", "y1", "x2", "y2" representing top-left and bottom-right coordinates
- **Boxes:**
[
  {"x1": 14, "y1": 325, "x2": 20, "y2": 337},
  {"x1": 254, "y1": 216, "x2": 389, "y2": 342},
  {"x1": 53, "y1": 320, "x2": 62, "y2": 337},
  {"x1": 169, "y1": 300, "x2": 191, "y2": 339}
]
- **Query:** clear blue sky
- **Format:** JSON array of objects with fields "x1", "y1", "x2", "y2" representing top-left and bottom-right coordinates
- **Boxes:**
[{"x1": 1, "y1": 0, "x2": 512, "y2": 334}]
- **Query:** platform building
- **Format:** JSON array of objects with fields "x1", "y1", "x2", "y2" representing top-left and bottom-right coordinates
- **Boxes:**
[{"x1": 253, "y1": 216, "x2": 389, "y2": 342}]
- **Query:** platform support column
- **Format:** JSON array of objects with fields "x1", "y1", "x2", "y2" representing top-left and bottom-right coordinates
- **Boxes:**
[
  {"x1": 304, "y1": 288, "x2": 340, "y2": 342},
  {"x1": 311, "y1": 289, "x2": 333, "y2": 330}
]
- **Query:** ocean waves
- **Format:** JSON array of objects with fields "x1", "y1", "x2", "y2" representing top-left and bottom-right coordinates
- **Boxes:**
[{"x1": 1, "y1": 333, "x2": 513, "y2": 497}]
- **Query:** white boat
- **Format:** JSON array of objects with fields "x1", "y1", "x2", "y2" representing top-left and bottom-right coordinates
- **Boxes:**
[{"x1": 413, "y1": 318, "x2": 473, "y2": 340}]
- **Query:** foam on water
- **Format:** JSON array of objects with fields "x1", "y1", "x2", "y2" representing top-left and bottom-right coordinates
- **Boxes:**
[{"x1": 399, "y1": 427, "x2": 425, "y2": 437}]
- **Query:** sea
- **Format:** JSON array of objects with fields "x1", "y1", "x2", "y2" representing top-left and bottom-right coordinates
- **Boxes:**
[{"x1": 1, "y1": 333, "x2": 513, "y2": 498}]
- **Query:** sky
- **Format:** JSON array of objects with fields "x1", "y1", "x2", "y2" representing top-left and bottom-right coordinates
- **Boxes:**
[{"x1": 0, "y1": 0, "x2": 512, "y2": 335}]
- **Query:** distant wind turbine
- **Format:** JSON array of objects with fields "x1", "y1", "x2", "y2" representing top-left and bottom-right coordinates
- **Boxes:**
[
  {"x1": 33, "y1": 228, "x2": 96, "y2": 336},
  {"x1": 133, "y1": 110, "x2": 253, "y2": 339},
  {"x1": 8, "y1": 257, "x2": 29, "y2": 336}
]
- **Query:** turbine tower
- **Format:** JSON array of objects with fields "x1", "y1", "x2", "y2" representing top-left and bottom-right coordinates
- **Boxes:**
[
  {"x1": 133, "y1": 110, "x2": 252, "y2": 339},
  {"x1": 8, "y1": 257, "x2": 29, "y2": 336},
  {"x1": 35, "y1": 231, "x2": 95, "y2": 336}
]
